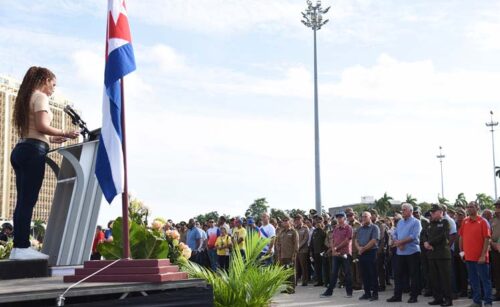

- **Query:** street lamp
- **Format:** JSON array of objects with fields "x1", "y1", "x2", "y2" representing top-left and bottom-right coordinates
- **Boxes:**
[
  {"x1": 486, "y1": 110, "x2": 498, "y2": 200},
  {"x1": 301, "y1": 0, "x2": 330, "y2": 214},
  {"x1": 436, "y1": 146, "x2": 445, "y2": 198}
]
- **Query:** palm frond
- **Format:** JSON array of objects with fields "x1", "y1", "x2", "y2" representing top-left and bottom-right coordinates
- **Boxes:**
[{"x1": 180, "y1": 231, "x2": 293, "y2": 307}]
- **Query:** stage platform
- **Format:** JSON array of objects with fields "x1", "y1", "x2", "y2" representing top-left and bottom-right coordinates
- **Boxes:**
[{"x1": 0, "y1": 276, "x2": 213, "y2": 306}]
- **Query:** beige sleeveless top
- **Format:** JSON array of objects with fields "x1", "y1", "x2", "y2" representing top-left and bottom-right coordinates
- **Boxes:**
[{"x1": 25, "y1": 90, "x2": 53, "y2": 144}]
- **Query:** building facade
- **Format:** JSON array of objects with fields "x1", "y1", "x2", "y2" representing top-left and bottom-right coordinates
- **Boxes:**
[{"x1": 0, "y1": 75, "x2": 79, "y2": 222}]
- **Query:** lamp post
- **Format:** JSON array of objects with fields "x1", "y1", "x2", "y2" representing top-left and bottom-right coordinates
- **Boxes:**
[
  {"x1": 301, "y1": 0, "x2": 330, "y2": 214},
  {"x1": 486, "y1": 110, "x2": 498, "y2": 200},
  {"x1": 436, "y1": 146, "x2": 445, "y2": 198}
]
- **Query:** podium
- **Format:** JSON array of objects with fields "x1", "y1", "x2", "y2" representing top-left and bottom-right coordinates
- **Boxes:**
[{"x1": 42, "y1": 140, "x2": 103, "y2": 266}]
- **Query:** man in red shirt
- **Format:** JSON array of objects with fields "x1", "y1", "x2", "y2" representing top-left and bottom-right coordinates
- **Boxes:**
[
  {"x1": 91, "y1": 225, "x2": 104, "y2": 260},
  {"x1": 320, "y1": 211, "x2": 353, "y2": 298},
  {"x1": 458, "y1": 201, "x2": 492, "y2": 307}
]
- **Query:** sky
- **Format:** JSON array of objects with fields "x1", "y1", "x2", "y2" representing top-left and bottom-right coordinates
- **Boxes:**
[{"x1": 1, "y1": 0, "x2": 500, "y2": 225}]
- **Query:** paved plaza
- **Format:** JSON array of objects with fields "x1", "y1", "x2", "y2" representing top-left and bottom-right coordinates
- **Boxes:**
[{"x1": 273, "y1": 284, "x2": 500, "y2": 307}]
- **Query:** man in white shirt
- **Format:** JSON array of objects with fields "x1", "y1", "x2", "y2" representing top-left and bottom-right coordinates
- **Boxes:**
[{"x1": 259, "y1": 212, "x2": 276, "y2": 265}]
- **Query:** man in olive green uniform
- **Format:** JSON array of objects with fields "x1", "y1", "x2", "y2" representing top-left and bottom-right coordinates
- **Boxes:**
[
  {"x1": 294, "y1": 214, "x2": 310, "y2": 286},
  {"x1": 371, "y1": 209, "x2": 388, "y2": 291},
  {"x1": 422, "y1": 204, "x2": 452, "y2": 306},
  {"x1": 414, "y1": 206, "x2": 431, "y2": 296},
  {"x1": 310, "y1": 216, "x2": 326, "y2": 286},
  {"x1": 277, "y1": 216, "x2": 299, "y2": 294},
  {"x1": 346, "y1": 208, "x2": 363, "y2": 290}
]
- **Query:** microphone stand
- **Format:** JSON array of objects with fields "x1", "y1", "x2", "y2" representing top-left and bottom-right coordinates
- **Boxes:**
[{"x1": 63, "y1": 106, "x2": 91, "y2": 141}]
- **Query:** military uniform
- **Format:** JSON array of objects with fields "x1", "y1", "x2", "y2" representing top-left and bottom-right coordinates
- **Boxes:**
[
  {"x1": 422, "y1": 205, "x2": 452, "y2": 305},
  {"x1": 310, "y1": 226, "x2": 326, "y2": 286},
  {"x1": 418, "y1": 215, "x2": 431, "y2": 295},
  {"x1": 349, "y1": 219, "x2": 363, "y2": 290},
  {"x1": 277, "y1": 226, "x2": 299, "y2": 293},
  {"x1": 375, "y1": 219, "x2": 388, "y2": 291},
  {"x1": 296, "y1": 224, "x2": 310, "y2": 286}
]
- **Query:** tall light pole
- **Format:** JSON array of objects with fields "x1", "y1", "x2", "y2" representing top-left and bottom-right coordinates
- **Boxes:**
[
  {"x1": 436, "y1": 146, "x2": 445, "y2": 198},
  {"x1": 486, "y1": 110, "x2": 498, "y2": 200},
  {"x1": 301, "y1": 0, "x2": 329, "y2": 214}
]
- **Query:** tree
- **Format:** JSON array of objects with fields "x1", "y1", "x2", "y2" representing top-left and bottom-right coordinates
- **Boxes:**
[
  {"x1": 353, "y1": 204, "x2": 371, "y2": 217},
  {"x1": 374, "y1": 192, "x2": 393, "y2": 215},
  {"x1": 454, "y1": 193, "x2": 468, "y2": 208},
  {"x1": 285, "y1": 208, "x2": 307, "y2": 219},
  {"x1": 438, "y1": 195, "x2": 450, "y2": 206},
  {"x1": 129, "y1": 196, "x2": 149, "y2": 227},
  {"x1": 475, "y1": 193, "x2": 494, "y2": 210},
  {"x1": 194, "y1": 211, "x2": 220, "y2": 224},
  {"x1": 245, "y1": 198, "x2": 269, "y2": 218},
  {"x1": 418, "y1": 202, "x2": 432, "y2": 214},
  {"x1": 405, "y1": 194, "x2": 417, "y2": 206},
  {"x1": 270, "y1": 208, "x2": 287, "y2": 221}
]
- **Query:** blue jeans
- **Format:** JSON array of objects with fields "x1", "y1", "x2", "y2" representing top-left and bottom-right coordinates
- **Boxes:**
[
  {"x1": 11, "y1": 142, "x2": 48, "y2": 248},
  {"x1": 325, "y1": 255, "x2": 353, "y2": 295},
  {"x1": 208, "y1": 248, "x2": 217, "y2": 270},
  {"x1": 359, "y1": 249, "x2": 378, "y2": 297},
  {"x1": 466, "y1": 261, "x2": 492, "y2": 305}
]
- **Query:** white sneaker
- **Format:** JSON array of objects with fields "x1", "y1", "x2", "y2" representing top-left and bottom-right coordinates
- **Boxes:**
[{"x1": 9, "y1": 247, "x2": 49, "y2": 260}]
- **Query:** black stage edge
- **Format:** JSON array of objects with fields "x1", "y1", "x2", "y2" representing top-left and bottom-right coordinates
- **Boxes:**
[
  {"x1": 0, "y1": 277, "x2": 213, "y2": 307},
  {"x1": 0, "y1": 259, "x2": 49, "y2": 280}
]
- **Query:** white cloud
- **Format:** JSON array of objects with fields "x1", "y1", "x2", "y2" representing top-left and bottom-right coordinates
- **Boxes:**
[
  {"x1": 128, "y1": 0, "x2": 304, "y2": 34},
  {"x1": 328, "y1": 53, "x2": 500, "y2": 105},
  {"x1": 467, "y1": 21, "x2": 500, "y2": 51}
]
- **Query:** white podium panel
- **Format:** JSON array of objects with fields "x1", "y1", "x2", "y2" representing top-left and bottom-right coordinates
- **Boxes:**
[{"x1": 42, "y1": 140, "x2": 103, "y2": 266}]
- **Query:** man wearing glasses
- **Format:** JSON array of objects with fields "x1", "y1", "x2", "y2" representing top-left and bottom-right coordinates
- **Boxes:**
[
  {"x1": 459, "y1": 201, "x2": 492, "y2": 307},
  {"x1": 355, "y1": 211, "x2": 380, "y2": 301},
  {"x1": 387, "y1": 203, "x2": 422, "y2": 304}
]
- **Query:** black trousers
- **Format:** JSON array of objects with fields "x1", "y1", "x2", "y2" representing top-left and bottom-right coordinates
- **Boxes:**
[
  {"x1": 428, "y1": 258, "x2": 452, "y2": 301},
  {"x1": 313, "y1": 253, "x2": 323, "y2": 284},
  {"x1": 326, "y1": 255, "x2": 353, "y2": 295},
  {"x1": 376, "y1": 251, "x2": 386, "y2": 288},
  {"x1": 217, "y1": 255, "x2": 229, "y2": 271},
  {"x1": 11, "y1": 142, "x2": 48, "y2": 248},
  {"x1": 453, "y1": 255, "x2": 468, "y2": 295},
  {"x1": 359, "y1": 249, "x2": 378, "y2": 297},
  {"x1": 394, "y1": 252, "x2": 421, "y2": 299}
]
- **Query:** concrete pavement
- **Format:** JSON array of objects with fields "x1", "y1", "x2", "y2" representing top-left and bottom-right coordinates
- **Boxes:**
[{"x1": 272, "y1": 284, "x2": 499, "y2": 307}]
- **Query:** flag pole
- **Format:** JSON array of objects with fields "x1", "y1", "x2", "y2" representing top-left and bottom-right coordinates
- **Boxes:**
[{"x1": 120, "y1": 77, "x2": 131, "y2": 259}]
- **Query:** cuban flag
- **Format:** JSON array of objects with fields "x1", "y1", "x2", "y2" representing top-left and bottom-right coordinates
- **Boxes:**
[{"x1": 96, "y1": 0, "x2": 136, "y2": 203}]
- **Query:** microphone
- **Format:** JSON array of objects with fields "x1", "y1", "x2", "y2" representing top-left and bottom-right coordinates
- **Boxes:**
[
  {"x1": 63, "y1": 105, "x2": 90, "y2": 141},
  {"x1": 64, "y1": 105, "x2": 84, "y2": 124}
]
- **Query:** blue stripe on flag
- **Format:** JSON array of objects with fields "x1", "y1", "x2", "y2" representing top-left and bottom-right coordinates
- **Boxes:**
[
  {"x1": 106, "y1": 81, "x2": 123, "y2": 140},
  {"x1": 105, "y1": 43, "x2": 136, "y2": 88},
  {"x1": 96, "y1": 42, "x2": 136, "y2": 204},
  {"x1": 95, "y1": 137, "x2": 118, "y2": 203}
]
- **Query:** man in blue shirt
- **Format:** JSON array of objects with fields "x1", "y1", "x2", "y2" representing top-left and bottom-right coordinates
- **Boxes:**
[
  {"x1": 387, "y1": 203, "x2": 422, "y2": 304},
  {"x1": 186, "y1": 218, "x2": 202, "y2": 264},
  {"x1": 355, "y1": 211, "x2": 380, "y2": 301}
]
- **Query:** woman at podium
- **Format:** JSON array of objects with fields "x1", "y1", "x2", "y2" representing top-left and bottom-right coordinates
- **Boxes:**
[{"x1": 9, "y1": 66, "x2": 79, "y2": 260}]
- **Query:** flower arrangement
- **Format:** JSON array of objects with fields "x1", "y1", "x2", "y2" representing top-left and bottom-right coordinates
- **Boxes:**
[{"x1": 164, "y1": 229, "x2": 191, "y2": 263}]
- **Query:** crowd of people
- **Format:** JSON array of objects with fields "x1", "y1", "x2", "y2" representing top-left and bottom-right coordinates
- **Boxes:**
[{"x1": 138, "y1": 200, "x2": 499, "y2": 306}]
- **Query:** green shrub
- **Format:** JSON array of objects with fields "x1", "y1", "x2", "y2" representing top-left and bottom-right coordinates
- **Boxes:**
[
  {"x1": 180, "y1": 231, "x2": 293, "y2": 307},
  {"x1": 98, "y1": 217, "x2": 168, "y2": 259}
]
